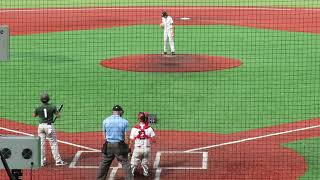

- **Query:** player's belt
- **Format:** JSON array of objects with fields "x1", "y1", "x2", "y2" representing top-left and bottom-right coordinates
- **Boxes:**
[{"x1": 107, "y1": 140, "x2": 125, "y2": 144}]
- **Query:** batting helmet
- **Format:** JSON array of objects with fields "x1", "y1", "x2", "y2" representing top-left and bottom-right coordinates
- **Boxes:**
[
  {"x1": 40, "y1": 92, "x2": 50, "y2": 103},
  {"x1": 162, "y1": 11, "x2": 168, "y2": 17}
]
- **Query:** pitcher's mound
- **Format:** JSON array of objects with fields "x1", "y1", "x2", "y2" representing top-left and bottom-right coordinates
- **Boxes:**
[{"x1": 100, "y1": 54, "x2": 242, "y2": 72}]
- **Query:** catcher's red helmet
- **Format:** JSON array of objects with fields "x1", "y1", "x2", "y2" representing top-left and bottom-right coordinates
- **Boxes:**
[{"x1": 137, "y1": 112, "x2": 148, "y2": 122}]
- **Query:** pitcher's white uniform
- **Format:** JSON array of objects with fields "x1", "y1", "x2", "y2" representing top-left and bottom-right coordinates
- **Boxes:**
[
  {"x1": 130, "y1": 123, "x2": 156, "y2": 176},
  {"x1": 162, "y1": 15, "x2": 175, "y2": 53}
]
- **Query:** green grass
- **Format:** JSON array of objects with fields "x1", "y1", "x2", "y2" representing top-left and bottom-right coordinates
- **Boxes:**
[
  {"x1": 1, "y1": 3, "x2": 319, "y2": 179},
  {"x1": 284, "y1": 138, "x2": 320, "y2": 179},
  {"x1": 1, "y1": 0, "x2": 320, "y2": 8},
  {"x1": 1, "y1": 25, "x2": 320, "y2": 133}
]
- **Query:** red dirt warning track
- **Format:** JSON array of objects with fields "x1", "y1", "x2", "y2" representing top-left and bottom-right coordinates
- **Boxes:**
[{"x1": 100, "y1": 54, "x2": 242, "y2": 72}]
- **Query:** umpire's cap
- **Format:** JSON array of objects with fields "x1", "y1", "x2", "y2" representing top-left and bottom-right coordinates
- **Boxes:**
[
  {"x1": 112, "y1": 105, "x2": 123, "y2": 112},
  {"x1": 40, "y1": 92, "x2": 50, "y2": 103}
]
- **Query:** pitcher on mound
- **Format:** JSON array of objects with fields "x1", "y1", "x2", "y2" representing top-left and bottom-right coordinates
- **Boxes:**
[{"x1": 160, "y1": 11, "x2": 175, "y2": 55}]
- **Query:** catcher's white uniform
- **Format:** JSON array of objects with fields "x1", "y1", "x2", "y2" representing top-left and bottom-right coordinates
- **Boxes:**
[
  {"x1": 162, "y1": 16, "x2": 175, "y2": 53},
  {"x1": 130, "y1": 123, "x2": 156, "y2": 176}
]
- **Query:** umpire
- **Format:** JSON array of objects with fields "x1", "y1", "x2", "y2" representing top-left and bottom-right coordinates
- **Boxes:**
[{"x1": 97, "y1": 105, "x2": 133, "y2": 180}]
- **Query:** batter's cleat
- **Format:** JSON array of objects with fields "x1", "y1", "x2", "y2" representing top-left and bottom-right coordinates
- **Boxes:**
[
  {"x1": 56, "y1": 160, "x2": 67, "y2": 166},
  {"x1": 171, "y1": 52, "x2": 175, "y2": 55},
  {"x1": 163, "y1": 52, "x2": 168, "y2": 55}
]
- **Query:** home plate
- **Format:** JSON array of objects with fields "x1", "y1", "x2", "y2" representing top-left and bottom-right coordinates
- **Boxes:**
[{"x1": 180, "y1": 17, "x2": 191, "y2": 20}]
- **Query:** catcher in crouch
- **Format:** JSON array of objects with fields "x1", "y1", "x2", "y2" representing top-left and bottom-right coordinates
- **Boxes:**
[{"x1": 129, "y1": 112, "x2": 156, "y2": 177}]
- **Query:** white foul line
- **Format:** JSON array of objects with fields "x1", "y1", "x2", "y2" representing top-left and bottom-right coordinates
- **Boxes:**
[
  {"x1": 154, "y1": 124, "x2": 320, "y2": 179},
  {"x1": 0, "y1": 126, "x2": 100, "y2": 152},
  {"x1": 185, "y1": 124, "x2": 320, "y2": 152},
  {"x1": 1, "y1": 126, "x2": 104, "y2": 170}
]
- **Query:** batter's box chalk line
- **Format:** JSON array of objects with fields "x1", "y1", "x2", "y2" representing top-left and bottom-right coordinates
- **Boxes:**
[
  {"x1": 153, "y1": 151, "x2": 208, "y2": 170},
  {"x1": 69, "y1": 150, "x2": 123, "y2": 169},
  {"x1": 153, "y1": 151, "x2": 208, "y2": 180},
  {"x1": 69, "y1": 150, "x2": 122, "y2": 180}
]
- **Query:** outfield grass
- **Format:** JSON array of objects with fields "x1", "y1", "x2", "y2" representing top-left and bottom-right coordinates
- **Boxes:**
[
  {"x1": 1, "y1": 0, "x2": 320, "y2": 8},
  {"x1": 1, "y1": 25, "x2": 319, "y2": 133},
  {"x1": 1, "y1": 2, "x2": 320, "y2": 179}
]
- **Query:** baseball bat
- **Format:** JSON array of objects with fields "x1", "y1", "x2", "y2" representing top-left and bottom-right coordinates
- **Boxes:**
[{"x1": 53, "y1": 104, "x2": 63, "y2": 123}]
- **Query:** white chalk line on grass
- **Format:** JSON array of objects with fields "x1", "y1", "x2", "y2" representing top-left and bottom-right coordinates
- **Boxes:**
[
  {"x1": 185, "y1": 124, "x2": 320, "y2": 152},
  {"x1": 1, "y1": 7, "x2": 320, "y2": 13}
]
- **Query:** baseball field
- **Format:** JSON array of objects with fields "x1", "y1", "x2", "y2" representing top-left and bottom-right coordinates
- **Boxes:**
[{"x1": 1, "y1": 0, "x2": 320, "y2": 179}]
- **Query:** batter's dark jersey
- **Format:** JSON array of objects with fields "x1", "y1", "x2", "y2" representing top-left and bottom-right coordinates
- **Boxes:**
[{"x1": 34, "y1": 103, "x2": 57, "y2": 124}]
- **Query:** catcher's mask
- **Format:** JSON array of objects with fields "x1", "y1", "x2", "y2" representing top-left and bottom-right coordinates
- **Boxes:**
[
  {"x1": 40, "y1": 92, "x2": 50, "y2": 103},
  {"x1": 162, "y1": 11, "x2": 168, "y2": 18},
  {"x1": 138, "y1": 112, "x2": 147, "y2": 122}
]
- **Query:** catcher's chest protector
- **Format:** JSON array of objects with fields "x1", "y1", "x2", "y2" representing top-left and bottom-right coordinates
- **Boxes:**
[{"x1": 134, "y1": 124, "x2": 151, "y2": 140}]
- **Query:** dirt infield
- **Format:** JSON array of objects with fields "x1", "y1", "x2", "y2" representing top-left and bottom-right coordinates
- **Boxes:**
[
  {"x1": 2, "y1": 7, "x2": 320, "y2": 35},
  {"x1": 100, "y1": 54, "x2": 242, "y2": 72},
  {"x1": 1, "y1": 118, "x2": 320, "y2": 179}
]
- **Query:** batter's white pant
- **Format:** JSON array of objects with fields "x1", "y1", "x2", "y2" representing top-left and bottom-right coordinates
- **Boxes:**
[
  {"x1": 164, "y1": 30, "x2": 175, "y2": 53},
  {"x1": 38, "y1": 123, "x2": 63, "y2": 164},
  {"x1": 130, "y1": 147, "x2": 151, "y2": 173}
]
